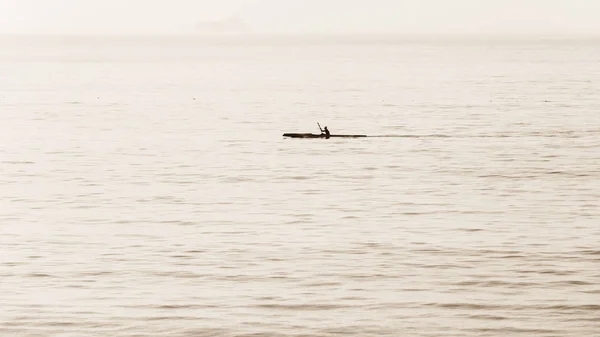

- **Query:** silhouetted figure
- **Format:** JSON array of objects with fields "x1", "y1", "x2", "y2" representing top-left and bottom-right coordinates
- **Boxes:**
[{"x1": 321, "y1": 126, "x2": 330, "y2": 138}]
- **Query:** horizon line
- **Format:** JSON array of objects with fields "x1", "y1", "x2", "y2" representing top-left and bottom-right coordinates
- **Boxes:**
[{"x1": 1, "y1": 32, "x2": 600, "y2": 38}]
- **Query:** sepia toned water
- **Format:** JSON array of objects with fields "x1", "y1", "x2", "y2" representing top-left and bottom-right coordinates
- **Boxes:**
[{"x1": 1, "y1": 35, "x2": 599, "y2": 336}]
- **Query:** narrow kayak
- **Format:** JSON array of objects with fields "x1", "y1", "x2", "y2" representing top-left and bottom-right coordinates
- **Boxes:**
[{"x1": 283, "y1": 133, "x2": 367, "y2": 138}]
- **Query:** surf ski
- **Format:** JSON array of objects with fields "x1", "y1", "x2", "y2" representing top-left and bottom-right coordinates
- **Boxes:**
[
  {"x1": 283, "y1": 122, "x2": 366, "y2": 139},
  {"x1": 282, "y1": 133, "x2": 366, "y2": 138}
]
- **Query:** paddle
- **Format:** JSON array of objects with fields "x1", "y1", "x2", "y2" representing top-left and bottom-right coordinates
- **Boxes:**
[{"x1": 317, "y1": 122, "x2": 323, "y2": 133}]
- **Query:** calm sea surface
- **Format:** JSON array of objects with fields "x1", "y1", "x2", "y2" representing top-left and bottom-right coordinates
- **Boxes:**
[{"x1": 1, "y1": 35, "x2": 599, "y2": 336}]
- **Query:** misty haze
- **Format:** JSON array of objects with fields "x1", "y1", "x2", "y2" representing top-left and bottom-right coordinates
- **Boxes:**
[
  {"x1": 1, "y1": 0, "x2": 600, "y2": 35},
  {"x1": 1, "y1": 1, "x2": 599, "y2": 337}
]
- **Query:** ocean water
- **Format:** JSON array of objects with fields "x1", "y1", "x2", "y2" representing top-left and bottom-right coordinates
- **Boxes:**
[{"x1": 1, "y1": 35, "x2": 599, "y2": 337}]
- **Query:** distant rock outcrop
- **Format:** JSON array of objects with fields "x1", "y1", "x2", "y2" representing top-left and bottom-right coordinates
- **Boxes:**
[{"x1": 195, "y1": 17, "x2": 248, "y2": 33}]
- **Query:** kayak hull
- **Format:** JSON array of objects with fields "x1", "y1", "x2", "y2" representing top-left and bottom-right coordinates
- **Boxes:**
[{"x1": 283, "y1": 133, "x2": 367, "y2": 139}]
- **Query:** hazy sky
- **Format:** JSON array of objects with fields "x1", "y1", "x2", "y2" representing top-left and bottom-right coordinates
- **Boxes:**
[{"x1": 1, "y1": 0, "x2": 600, "y2": 34}]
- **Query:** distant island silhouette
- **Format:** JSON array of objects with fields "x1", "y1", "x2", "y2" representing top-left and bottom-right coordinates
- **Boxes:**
[{"x1": 195, "y1": 17, "x2": 249, "y2": 33}]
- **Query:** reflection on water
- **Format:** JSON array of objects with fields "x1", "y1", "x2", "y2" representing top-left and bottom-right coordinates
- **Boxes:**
[{"x1": 1, "y1": 36, "x2": 599, "y2": 336}]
